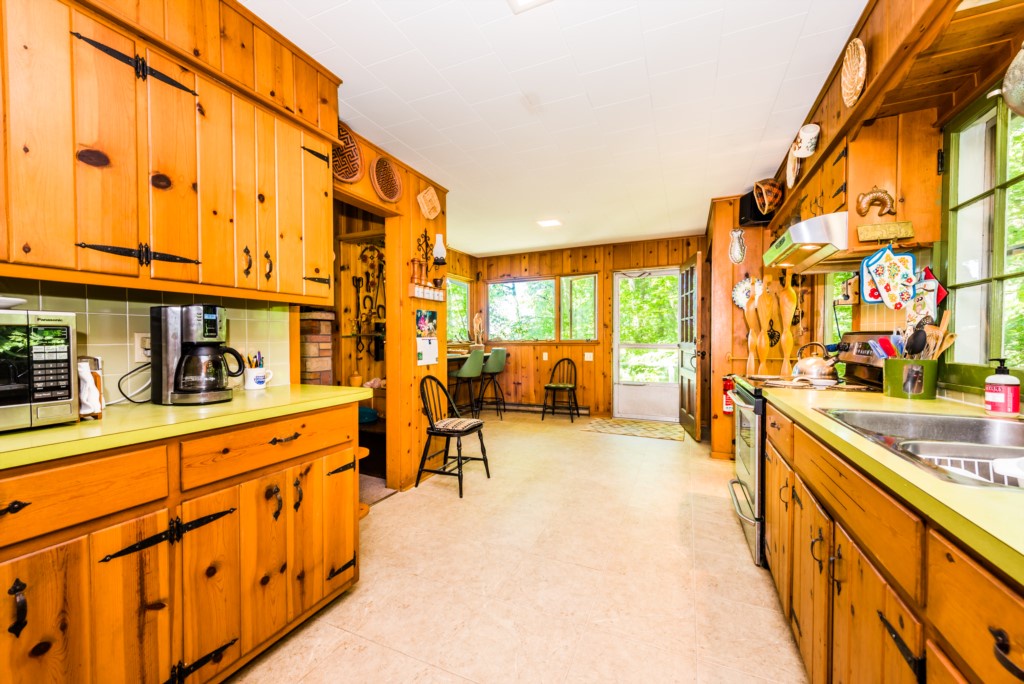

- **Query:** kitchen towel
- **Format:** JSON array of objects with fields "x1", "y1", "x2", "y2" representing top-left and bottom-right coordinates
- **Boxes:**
[
  {"x1": 78, "y1": 361, "x2": 102, "y2": 415},
  {"x1": 861, "y1": 247, "x2": 916, "y2": 309}
]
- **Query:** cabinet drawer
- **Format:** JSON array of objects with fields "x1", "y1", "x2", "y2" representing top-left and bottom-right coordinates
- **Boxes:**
[
  {"x1": 181, "y1": 407, "x2": 355, "y2": 489},
  {"x1": 766, "y1": 403, "x2": 793, "y2": 459},
  {"x1": 928, "y1": 531, "x2": 1024, "y2": 684},
  {"x1": 926, "y1": 640, "x2": 968, "y2": 684},
  {"x1": 793, "y1": 427, "x2": 924, "y2": 603},
  {"x1": 0, "y1": 446, "x2": 168, "y2": 547}
]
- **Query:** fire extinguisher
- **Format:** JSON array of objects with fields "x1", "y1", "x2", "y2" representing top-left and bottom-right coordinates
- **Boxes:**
[{"x1": 722, "y1": 377, "x2": 734, "y2": 415}]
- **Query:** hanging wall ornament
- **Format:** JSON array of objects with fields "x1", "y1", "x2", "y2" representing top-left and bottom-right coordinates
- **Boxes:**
[
  {"x1": 841, "y1": 38, "x2": 867, "y2": 107},
  {"x1": 332, "y1": 121, "x2": 365, "y2": 184},
  {"x1": 370, "y1": 156, "x2": 402, "y2": 203},
  {"x1": 417, "y1": 185, "x2": 441, "y2": 219},
  {"x1": 728, "y1": 228, "x2": 747, "y2": 264}
]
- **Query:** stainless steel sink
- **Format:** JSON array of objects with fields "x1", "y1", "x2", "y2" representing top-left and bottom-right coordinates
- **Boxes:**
[{"x1": 820, "y1": 409, "x2": 1024, "y2": 489}]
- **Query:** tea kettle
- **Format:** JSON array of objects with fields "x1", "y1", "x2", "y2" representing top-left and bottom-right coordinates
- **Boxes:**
[{"x1": 791, "y1": 342, "x2": 838, "y2": 379}]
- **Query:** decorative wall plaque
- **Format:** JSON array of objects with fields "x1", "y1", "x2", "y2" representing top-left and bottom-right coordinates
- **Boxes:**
[
  {"x1": 332, "y1": 121, "x2": 364, "y2": 184},
  {"x1": 370, "y1": 156, "x2": 402, "y2": 203},
  {"x1": 417, "y1": 186, "x2": 441, "y2": 219},
  {"x1": 841, "y1": 38, "x2": 866, "y2": 107}
]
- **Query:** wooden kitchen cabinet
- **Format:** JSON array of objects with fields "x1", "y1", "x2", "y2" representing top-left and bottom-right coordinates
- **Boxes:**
[
  {"x1": 821, "y1": 139, "x2": 847, "y2": 215},
  {"x1": 88, "y1": 0, "x2": 164, "y2": 35},
  {"x1": 798, "y1": 169, "x2": 823, "y2": 223},
  {"x1": 0, "y1": 538, "x2": 91, "y2": 683},
  {"x1": 790, "y1": 476, "x2": 832, "y2": 684},
  {"x1": 926, "y1": 641, "x2": 970, "y2": 684},
  {"x1": 286, "y1": 458, "x2": 324, "y2": 619},
  {"x1": 301, "y1": 133, "x2": 333, "y2": 298},
  {"x1": 239, "y1": 470, "x2": 290, "y2": 652},
  {"x1": 764, "y1": 442, "x2": 794, "y2": 618},
  {"x1": 293, "y1": 57, "x2": 319, "y2": 126},
  {"x1": 164, "y1": 0, "x2": 220, "y2": 69},
  {"x1": 219, "y1": 3, "x2": 254, "y2": 89},
  {"x1": 255, "y1": 108, "x2": 280, "y2": 292},
  {"x1": 323, "y1": 447, "x2": 357, "y2": 592},
  {"x1": 317, "y1": 71, "x2": 339, "y2": 135},
  {"x1": 276, "y1": 118, "x2": 306, "y2": 296},
  {"x1": 89, "y1": 510, "x2": 176, "y2": 684},
  {"x1": 233, "y1": 96, "x2": 260, "y2": 291},
  {"x1": 197, "y1": 75, "x2": 237, "y2": 288},
  {"x1": 253, "y1": 27, "x2": 294, "y2": 113}
]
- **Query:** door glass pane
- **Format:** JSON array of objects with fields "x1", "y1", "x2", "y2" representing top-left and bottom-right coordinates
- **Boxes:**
[
  {"x1": 1002, "y1": 277, "x2": 1024, "y2": 368},
  {"x1": 956, "y1": 107, "x2": 996, "y2": 202},
  {"x1": 1009, "y1": 109, "x2": 1024, "y2": 180},
  {"x1": 1006, "y1": 181, "x2": 1024, "y2": 275},
  {"x1": 617, "y1": 274, "x2": 680, "y2": 344},
  {"x1": 446, "y1": 278, "x2": 470, "y2": 342},
  {"x1": 952, "y1": 284, "x2": 989, "y2": 365},
  {"x1": 561, "y1": 274, "x2": 596, "y2": 340},
  {"x1": 487, "y1": 280, "x2": 555, "y2": 341},
  {"x1": 953, "y1": 196, "x2": 993, "y2": 283},
  {"x1": 618, "y1": 348, "x2": 680, "y2": 383}
]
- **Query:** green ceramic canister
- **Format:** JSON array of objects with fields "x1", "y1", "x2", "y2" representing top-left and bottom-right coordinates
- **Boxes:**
[{"x1": 883, "y1": 359, "x2": 938, "y2": 400}]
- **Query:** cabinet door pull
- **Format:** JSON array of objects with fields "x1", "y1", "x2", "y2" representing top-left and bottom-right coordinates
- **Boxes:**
[
  {"x1": 991, "y1": 627, "x2": 1024, "y2": 681},
  {"x1": 0, "y1": 500, "x2": 31, "y2": 516},
  {"x1": 269, "y1": 432, "x2": 300, "y2": 446},
  {"x1": 7, "y1": 578, "x2": 27, "y2": 638},
  {"x1": 809, "y1": 528, "x2": 825, "y2": 573},
  {"x1": 828, "y1": 544, "x2": 843, "y2": 595},
  {"x1": 264, "y1": 251, "x2": 274, "y2": 281},
  {"x1": 769, "y1": 419, "x2": 779, "y2": 430},
  {"x1": 293, "y1": 477, "x2": 303, "y2": 511},
  {"x1": 265, "y1": 484, "x2": 283, "y2": 521},
  {"x1": 778, "y1": 484, "x2": 789, "y2": 509},
  {"x1": 242, "y1": 246, "x2": 253, "y2": 277}
]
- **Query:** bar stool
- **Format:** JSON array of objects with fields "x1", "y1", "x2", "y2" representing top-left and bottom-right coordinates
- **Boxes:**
[
  {"x1": 476, "y1": 348, "x2": 507, "y2": 419},
  {"x1": 451, "y1": 349, "x2": 484, "y2": 417}
]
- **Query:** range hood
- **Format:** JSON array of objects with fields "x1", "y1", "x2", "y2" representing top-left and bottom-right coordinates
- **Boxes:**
[{"x1": 762, "y1": 212, "x2": 848, "y2": 273}]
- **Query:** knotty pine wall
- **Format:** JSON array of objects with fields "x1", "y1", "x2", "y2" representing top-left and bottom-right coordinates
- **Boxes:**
[{"x1": 449, "y1": 237, "x2": 706, "y2": 418}]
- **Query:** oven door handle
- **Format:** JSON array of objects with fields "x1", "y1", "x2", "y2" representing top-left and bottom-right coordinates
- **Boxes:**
[
  {"x1": 727, "y1": 390, "x2": 754, "y2": 411},
  {"x1": 727, "y1": 479, "x2": 759, "y2": 525}
]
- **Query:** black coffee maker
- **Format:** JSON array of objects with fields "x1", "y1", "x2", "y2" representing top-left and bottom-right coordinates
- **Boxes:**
[{"x1": 151, "y1": 304, "x2": 244, "y2": 405}]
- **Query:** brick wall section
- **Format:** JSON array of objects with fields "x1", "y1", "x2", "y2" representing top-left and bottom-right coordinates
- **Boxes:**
[{"x1": 299, "y1": 311, "x2": 335, "y2": 385}]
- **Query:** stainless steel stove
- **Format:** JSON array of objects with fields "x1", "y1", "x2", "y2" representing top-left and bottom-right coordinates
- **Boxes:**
[{"x1": 744, "y1": 331, "x2": 888, "y2": 392}]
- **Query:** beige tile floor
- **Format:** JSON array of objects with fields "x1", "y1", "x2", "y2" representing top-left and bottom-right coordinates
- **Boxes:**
[{"x1": 231, "y1": 412, "x2": 807, "y2": 683}]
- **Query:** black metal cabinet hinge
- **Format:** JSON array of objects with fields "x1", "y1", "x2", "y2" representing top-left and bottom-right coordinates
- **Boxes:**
[
  {"x1": 149, "y1": 248, "x2": 200, "y2": 265},
  {"x1": 327, "y1": 553, "x2": 356, "y2": 581},
  {"x1": 878, "y1": 611, "x2": 925, "y2": 683},
  {"x1": 303, "y1": 276, "x2": 331, "y2": 286},
  {"x1": 301, "y1": 146, "x2": 330, "y2": 165},
  {"x1": 831, "y1": 182, "x2": 846, "y2": 199},
  {"x1": 71, "y1": 31, "x2": 136, "y2": 70},
  {"x1": 165, "y1": 639, "x2": 237, "y2": 684},
  {"x1": 326, "y1": 460, "x2": 355, "y2": 476},
  {"x1": 76, "y1": 242, "x2": 147, "y2": 266},
  {"x1": 69, "y1": 31, "x2": 197, "y2": 97},
  {"x1": 98, "y1": 508, "x2": 236, "y2": 563}
]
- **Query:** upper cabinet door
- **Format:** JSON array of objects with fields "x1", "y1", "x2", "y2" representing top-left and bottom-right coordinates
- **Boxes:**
[
  {"x1": 90, "y1": 0, "x2": 165, "y2": 35},
  {"x1": 275, "y1": 118, "x2": 305, "y2": 296},
  {"x1": 301, "y1": 133, "x2": 333, "y2": 298},
  {"x1": 317, "y1": 72, "x2": 339, "y2": 135},
  {"x1": 196, "y1": 76, "x2": 236, "y2": 287},
  {"x1": 254, "y1": 108, "x2": 278, "y2": 292},
  {"x1": 5, "y1": 0, "x2": 76, "y2": 269},
  {"x1": 293, "y1": 58, "x2": 318, "y2": 126},
  {"x1": 143, "y1": 48, "x2": 199, "y2": 283},
  {"x1": 164, "y1": 0, "x2": 220, "y2": 69},
  {"x1": 219, "y1": 4, "x2": 254, "y2": 90},
  {"x1": 71, "y1": 10, "x2": 141, "y2": 276},
  {"x1": 253, "y1": 28, "x2": 294, "y2": 113},
  {"x1": 233, "y1": 97, "x2": 259, "y2": 290}
]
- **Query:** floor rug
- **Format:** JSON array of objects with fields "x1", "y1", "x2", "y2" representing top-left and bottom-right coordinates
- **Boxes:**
[
  {"x1": 360, "y1": 474, "x2": 397, "y2": 506},
  {"x1": 582, "y1": 418, "x2": 688, "y2": 442}
]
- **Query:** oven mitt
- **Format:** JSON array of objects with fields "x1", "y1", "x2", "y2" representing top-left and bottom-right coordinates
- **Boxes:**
[
  {"x1": 869, "y1": 248, "x2": 916, "y2": 310},
  {"x1": 922, "y1": 266, "x2": 948, "y2": 305},
  {"x1": 908, "y1": 279, "x2": 938, "y2": 326},
  {"x1": 860, "y1": 248, "x2": 888, "y2": 303}
]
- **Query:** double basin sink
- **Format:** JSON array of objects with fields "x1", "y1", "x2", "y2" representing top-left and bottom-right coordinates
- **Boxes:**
[{"x1": 820, "y1": 409, "x2": 1024, "y2": 489}]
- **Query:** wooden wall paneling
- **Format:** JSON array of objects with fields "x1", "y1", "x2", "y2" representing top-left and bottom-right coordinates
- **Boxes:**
[
  {"x1": 197, "y1": 76, "x2": 236, "y2": 287},
  {"x1": 253, "y1": 27, "x2": 294, "y2": 113},
  {"x1": 293, "y1": 58, "x2": 319, "y2": 126},
  {"x1": 233, "y1": 97, "x2": 259, "y2": 290},
  {"x1": 90, "y1": 0, "x2": 165, "y2": 35},
  {"x1": 6, "y1": 0, "x2": 76, "y2": 269},
  {"x1": 165, "y1": 0, "x2": 221, "y2": 69},
  {"x1": 219, "y1": 3, "x2": 254, "y2": 90},
  {"x1": 144, "y1": 48, "x2": 199, "y2": 283},
  {"x1": 71, "y1": 9, "x2": 141, "y2": 277}
]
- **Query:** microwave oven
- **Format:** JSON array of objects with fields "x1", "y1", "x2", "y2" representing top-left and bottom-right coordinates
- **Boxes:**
[{"x1": 0, "y1": 310, "x2": 78, "y2": 432}]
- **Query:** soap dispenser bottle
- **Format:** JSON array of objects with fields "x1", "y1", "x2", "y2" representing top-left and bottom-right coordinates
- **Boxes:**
[{"x1": 985, "y1": 358, "x2": 1020, "y2": 417}]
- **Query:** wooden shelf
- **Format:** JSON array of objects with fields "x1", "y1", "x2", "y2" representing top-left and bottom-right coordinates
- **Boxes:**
[
  {"x1": 338, "y1": 228, "x2": 385, "y2": 244},
  {"x1": 408, "y1": 283, "x2": 445, "y2": 301}
]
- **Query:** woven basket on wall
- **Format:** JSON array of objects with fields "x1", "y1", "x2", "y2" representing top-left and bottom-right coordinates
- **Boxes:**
[
  {"x1": 370, "y1": 156, "x2": 402, "y2": 203},
  {"x1": 332, "y1": 121, "x2": 364, "y2": 184}
]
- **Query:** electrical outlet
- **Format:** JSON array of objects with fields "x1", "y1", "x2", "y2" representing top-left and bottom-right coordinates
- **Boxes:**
[
  {"x1": 133, "y1": 333, "x2": 152, "y2": 363},
  {"x1": 542, "y1": 352, "x2": 548, "y2": 361},
  {"x1": 584, "y1": 352, "x2": 594, "y2": 362}
]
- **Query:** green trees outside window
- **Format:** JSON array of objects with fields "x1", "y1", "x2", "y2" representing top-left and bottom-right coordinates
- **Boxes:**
[
  {"x1": 446, "y1": 278, "x2": 470, "y2": 343},
  {"x1": 488, "y1": 280, "x2": 556, "y2": 341},
  {"x1": 560, "y1": 274, "x2": 597, "y2": 341}
]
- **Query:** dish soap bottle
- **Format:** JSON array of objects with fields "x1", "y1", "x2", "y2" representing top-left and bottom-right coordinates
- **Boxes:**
[{"x1": 985, "y1": 358, "x2": 1020, "y2": 417}]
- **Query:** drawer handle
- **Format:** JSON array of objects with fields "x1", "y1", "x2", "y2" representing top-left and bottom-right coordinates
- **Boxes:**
[
  {"x1": 810, "y1": 528, "x2": 825, "y2": 574},
  {"x1": 7, "y1": 578, "x2": 27, "y2": 638},
  {"x1": 0, "y1": 500, "x2": 31, "y2": 516},
  {"x1": 265, "y1": 484, "x2": 283, "y2": 521},
  {"x1": 269, "y1": 432, "x2": 300, "y2": 446},
  {"x1": 769, "y1": 420, "x2": 780, "y2": 430},
  {"x1": 991, "y1": 627, "x2": 1024, "y2": 681},
  {"x1": 293, "y1": 477, "x2": 303, "y2": 512}
]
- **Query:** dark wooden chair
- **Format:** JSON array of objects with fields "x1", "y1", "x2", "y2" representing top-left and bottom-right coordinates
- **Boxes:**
[
  {"x1": 416, "y1": 375, "x2": 490, "y2": 498},
  {"x1": 542, "y1": 358, "x2": 581, "y2": 422}
]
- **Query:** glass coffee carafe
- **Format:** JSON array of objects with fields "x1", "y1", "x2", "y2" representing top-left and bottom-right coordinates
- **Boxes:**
[{"x1": 175, "y1": 342, "x2": 245, "y2": 393}]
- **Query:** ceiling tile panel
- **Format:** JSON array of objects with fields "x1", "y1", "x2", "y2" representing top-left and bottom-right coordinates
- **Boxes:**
[
  {"x1": 367, "y1": 50, "x2": 452, "y2": 102},
  {"x1": 642, "y1": 10, "x2": 723, "y2": 76},
  {"x1": 581, "y1": 58, "x2": 650, "y2": 108},
  {"x1": 397, "y1": 2, "x2": 495, "y2": 70},
  {"x1": 345, "y1": 87, "x2": 421, "y2": 127},
  {"x1": 410, "y1": 90, "x2": 481, "y2": 128},
  {"x1": 316, "y1": 1, "x2": 415, "y2": 66},
  {"x1": 481, "y1": 4, "x2": 571, "y2": 72},
  {"x1": 440, "y1": 53, "x2": 521, "y2": 104},
  {"x1": 562, "y1": 7, "x2": 645, "y2": 75},
  {"x1": 508, "y1": 56, "x2": 586, "y2": 105}
]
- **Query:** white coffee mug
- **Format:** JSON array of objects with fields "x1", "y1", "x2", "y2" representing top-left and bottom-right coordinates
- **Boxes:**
[
  {"x1": 793, "y1": 123, "x2": 820, "y2": 158},
  {"x1": 243, "y1": 368, "x2": 274, "y2": 390}
]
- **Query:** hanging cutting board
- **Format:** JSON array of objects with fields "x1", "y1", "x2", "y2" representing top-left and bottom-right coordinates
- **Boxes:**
[
  {"x1": 756, "y1": 275, "x2": 774, "y2": 375},
  {"x1": 743, "y1": 286, "x2": 760, "y2": 376},
  {"x1": 779, "y1": 274, "x2": 797, "y2": 376}
]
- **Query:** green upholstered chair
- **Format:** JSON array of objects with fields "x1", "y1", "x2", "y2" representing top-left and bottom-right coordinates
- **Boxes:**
[
  {"x1": 451, "y1": 349, "x2": 484, "y2": 417},
  {"x1": 541, "y1": 358, "x2": 580, "y2": 422},
  {"x1": 476, "y1": 348, "x2": 507, "y2": 419}
]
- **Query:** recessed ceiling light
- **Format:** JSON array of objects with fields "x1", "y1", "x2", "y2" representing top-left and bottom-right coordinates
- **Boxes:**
[
  {"x1": 507, "y1": 0, "x2": 553, "y2": 15},
  {"x1": 537, "y1": 219, "x2": 562, "y2": 228}
]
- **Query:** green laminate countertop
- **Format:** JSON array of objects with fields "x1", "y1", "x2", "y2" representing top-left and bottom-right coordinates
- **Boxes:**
[
  {"x1": 0, "y1": 385, "x2": 372, "y2": 471},
  {"x1": 760, "y1": 387, "x2": 1024, "y2": 587}
]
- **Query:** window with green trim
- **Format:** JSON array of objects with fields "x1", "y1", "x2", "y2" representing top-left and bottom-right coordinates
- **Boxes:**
[
  {"x1": 560, "y1": 274, "x2": 597, "y2": 340},
  {"x1": 446, "y1": 278, "x2": 470, "y2": 343},
  {"x1": 948, "y1": 97, "x2": 1024, "y2": 369}
]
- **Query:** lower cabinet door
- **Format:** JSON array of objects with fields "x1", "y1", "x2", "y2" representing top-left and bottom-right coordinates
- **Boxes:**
[
  {"x1": 926, "y1": 640, "x2": 969, "y2": 684},
  {"x1": 831, "y1": 523, "x2": 922, "y2": 684},
  {"x1": 181, "y1": 489, "x2": 241, "y2": 684},
  {"x1": 323, "y1": 447, "x2": 357, "y2": 593},
  {"x1": 765, "y1": 444, "x2": 794, "y2": 618},
  {"x1": 90, "y1": 511, "x2": 175, "y2": 684},
  {"x1": 0, "y1": 537, "x2": 91, "y2": 683},
  {"x1": 240, "y1": 469, "x2": 290, "y2": 652},
  {"x1": 287, "y1": 458, "x2": 324, "y2": 619},
  {"x1": 790, "y1": 476, "x2": 832, "y2": 684}
]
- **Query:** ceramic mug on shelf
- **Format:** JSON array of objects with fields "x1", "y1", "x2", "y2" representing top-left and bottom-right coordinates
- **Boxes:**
[
  {"x1": 793, "y1": 123, "x2": 821, "y2": 158},
  {"x1": 243, "y1": 367, "x2": 274, "y2": 390}
]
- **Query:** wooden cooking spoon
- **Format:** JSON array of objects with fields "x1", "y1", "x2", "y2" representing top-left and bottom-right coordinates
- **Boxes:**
[{"x1": 932, "y1": 333, "x2": 957, "y2": 360}]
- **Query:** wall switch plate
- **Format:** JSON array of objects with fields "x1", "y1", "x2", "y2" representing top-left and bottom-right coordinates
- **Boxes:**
[
  {"x1": 542, "y1": 352, "x2": 548, "y2": 361},
  {"x1": 584, "y1": 352, "x2": 594, "y2": 361},
  {"x1": 133, "y1": 333, "x2": 152, "y2": 363}
]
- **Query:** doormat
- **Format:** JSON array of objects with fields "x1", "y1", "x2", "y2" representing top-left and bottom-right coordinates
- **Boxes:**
[
  {"x1": 581, "y1": 418, "x2": 688, "y2": 442},
  {"x1": 360, "y1": 474, "x2": 397, "y2": 506}
]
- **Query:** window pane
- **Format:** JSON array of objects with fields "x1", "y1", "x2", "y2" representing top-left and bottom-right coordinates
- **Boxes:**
[
  {"x1": 1007, "y1": 181, "x2": 1024, "y2": 274},
  {"x1": 1009, "y1": 109, "x2": 1024, "y2": 180},
  {"x1": 446, "y1": 278, "x2": 470, "y2": 343},
  {"x1": 617, "y1": 274, "x2": 680, "y2": 344},
  {"x1": 487, "y1": 280, "x2": 555, "y2": 341},
  {"x1": 618, "y1": 348, "x2": 680, "y2": 383},
  {"x1": 560, "y1": 275, "x2": 597, "y2": 340},
  {"x1": 952, "y1": 284, "x2": 989, "y2": 365},
  {"x1": 1003, "y1": 277, "x2": 1024, "y2": 368},
  {"x1": 953, "y1": 196, "x2": 993, "y2": 283},
  {"x1": 956, "y1": 107, "x2": 996, "y2": 202}
]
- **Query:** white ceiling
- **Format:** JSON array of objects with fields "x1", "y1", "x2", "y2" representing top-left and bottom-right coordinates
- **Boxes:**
[{"x1": 240, "y1": 0, "x2": 868, "y2": 256}]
